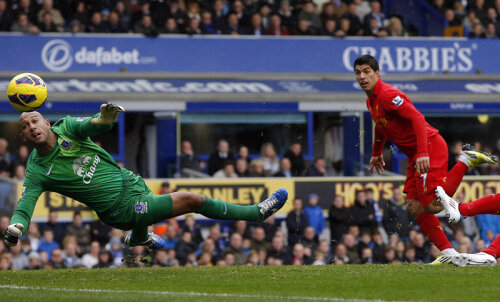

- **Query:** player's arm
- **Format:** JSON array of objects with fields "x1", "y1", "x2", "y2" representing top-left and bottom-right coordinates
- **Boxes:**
[
  {"x1": 64, "y1": 103, "x2": 125, "y2": 139},
  {"x1": 384, "y1": 94, "x2": 429, "y2": 173},
  {"x1": 4, "y1": 176, "x2": 43, "y2": 246},
  {"x1": 369, "y1": 127, "x2": 386, "y2": 174}
]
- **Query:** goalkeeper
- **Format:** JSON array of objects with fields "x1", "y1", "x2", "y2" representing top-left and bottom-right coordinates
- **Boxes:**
[{"x1": 4, "y1": 104, "x2": 288, "y2": 249}]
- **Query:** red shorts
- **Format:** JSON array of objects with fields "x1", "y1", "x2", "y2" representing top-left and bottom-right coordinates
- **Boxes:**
[{"x1": 404, "y1": 134, "x2": 449, "y2": 207}]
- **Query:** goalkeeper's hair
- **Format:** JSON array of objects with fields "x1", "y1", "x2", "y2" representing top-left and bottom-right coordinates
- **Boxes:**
[{"x1": 353, "y1": 55, "x2": 379, "y2": 72}]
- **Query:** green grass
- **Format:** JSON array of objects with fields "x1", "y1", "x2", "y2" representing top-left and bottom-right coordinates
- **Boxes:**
[{"x1": 1, "y1": 265, "x2": 500, "y2": 302}]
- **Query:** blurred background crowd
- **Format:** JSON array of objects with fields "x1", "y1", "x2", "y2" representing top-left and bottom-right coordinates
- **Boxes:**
[{"x1": 0, "y1": 0, "x2": 499, "y2": 38}]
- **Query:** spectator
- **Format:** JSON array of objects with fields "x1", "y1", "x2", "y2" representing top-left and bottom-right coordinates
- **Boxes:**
[
  {"x1": 163, "y1": 225, "x2": 179, "y2": 250},
  {"x1": 162, "y1": 17, "x2": 179, "y2": 34},
  {"x1": 212, "y1": 0, "x2": 227, "y2": 31},
  {"x1": 372, "y1": 231, "x2": 386, "y2": 263},
  {"x1": 334, "y1": 243, "x2": 349, "y2": 264},
  {"x1": 444, "y1": 8, "x2": 461, "y2": 27},
  {"x1": 180, "y1": 139, "x2": 205, "y2": 172},
  {"x1": 0, "y1": 253, "x2": 12, "y2": 270},
  {"x1": 259, "y1": 4, "x2": 272, "y2": 30},
  {"x1": 248, "y1": 159, "x2": 265, "y2": 177},
  {"x1": 328, "y1": 195, "x2": 351, "y2": 245},
  {"x1": 485, "y1": 22, "x2": 498, "y2": 38},
  {"x1": 273, "y1": 157, "x2": 292, "y2": 177},
  {"x1": 363, "y1": 1, "x2": 384, "y2": 30},
  {"x1": 267, "y1": 235, "x2": 291, "y2": 264},
  {"x1": 28, "y1": 252, "x2": 41, "y2": 270},
  {"x1": 476, "y1": 188, "x2": 500, "y2": 241},
  {"x1": 322, "y1": 19, "x2": 337, "y2": 36},
  {"x1": 150, "y1": 0, "x2": 169, "y2": 28},
  {"x1": 260, "y1": 215, "x2": 279, "y2": 242},
  {"x1": 182, "y1": 214, "x2": 203, "y2": 246},
  {"x1": 66, "y1": 212, "x2": 91, "y2": 254},
  {"x1": 186, "y1": 2, "x2": 201, "y2": 22},
  {"x1": 363, "y1": 16, "x2": 380, "y2": 36},
  {"x1": 366, "y1": 188, "x2": 385, "y2": 229},
  {"x1": 45, "y1": 210, "x2": 66, "y2": 245},
  {"x1": 291, "y1": 243, "x2": 307, "y2": 265},
  {"x1": 298, "y1": 1, "x2": 321, "y2": 32},
  {"x1": 278, "y1": 1, "x2": 295, "y2": 30},
  {"x1": 267, "y1": 14, "x2": 289, "y2": 36},
  {"x1": 463, "y1": 9, "x2": 480, "y2": 31},
  {"x1": 387, "y1": 16, "x2": 406, "y2": 37},
  {"x1": 14, "y1": 0, "x2": 38, "y2": 25},
  {"x1": 82, "y1": 241, "x2": 100, "y2": 268},
  {"x1": 37, "y1": 0, "x2": 64, "y2": 32},
  {"x1": 93, "y1": 250, "x2": 115, "y2": 268},
  {"x1": 37, "y1": 228, "x2": 60, "y2": 260},
  {"x1": 11, "y1": 243, "x2": 29, "y2": 270},
  {"x1": 250, "y1": 226, "x2": 269, "y2": 252},
  {"x1": 259, "y1": 143, "x2": 280, "y2": 176},
  {"x1": 413, "y1": 232, "x2": 431, "y2": 263},
  {"x1": 284, "y1": 142, "x2": 305, "y2": 176},
  {"x1": 213, "y1": 161, "x2": 238, "y2": 178},
  {"x1": 301, "y1": 226, "x2": 318, "y2": 252},
  {"x1": 231, "y1": 0, "x2": 250, "y2": 29},
  {"x1": 341, "y1": 2, "x2": 362, "y2": 35},
  {"x1": 13, "y1": 145, "x2": 29, "y2": 170},
  {"x1": 223, "y1": 12, "x2": 241, "y2": 34},
  {"x1": 0, "y1": 138, "x2": 11, "y2": 176},
  {"x1": 237, "y1": 145, "x2": 251, "y2": 164},
  {"x1": 293, "y1": 17, "x2": 315, "y2": 35},
  {"x1": 472, "y1": 0, "x2": 488, "y2": 22},
  {"x1": 235, "y1": 158, "x2": 250, "y2": 177},
  {"x1": 87, "y1": 11, "x2": 110, "y2": 33},
  {"x1": 175, "y1": 230, "x2": 196, "y2": 265},
  {"x1": 39, "y1": 11, "x2": 59, "y2": 32},
  {"x1": 383, "y1": 187, "x2": 411, "y2": 241},
  {"x1": 232, "y1": 220, "x2": 251, "y2": 239},
  {"x1": 306, "y1": 157, "x2": 326, "y2": 176},
  {"x1": 115, "y1": 1, "x2": 131, "y2": 32},
  {"x1": 134, "y1": 14, "x2": 158, "y2": 36},
  {"x1": 351, "y1": 189, "x2": 377, "y2": 234},
  {"x1": 208, "y1": 139, "x2": 235, "y2": 175},
  {"x1": 27, "y1": 222, "x2": 41, "y2": 252},
  {"x1": 320, "y1": 3, "x2": 337, "y2": 27},
  {"x1": 62, "y1": 241, "x2": 81, "y2": 268},
  {"x1": 286, "y1": 198, "x2": 309, "y2": 247},
  {"x1": 159, "y1": 181, "x2": 173, "y2": 195},
  {"x1": 343, "y1": 233, "x2": 360, "y2": 264},
  {"x1": 200, "y1": 10, "x2": 218, "y2": 34},
  {"x1": 223, "y1": 232, "x2": 247, "y2": 265},
  {"x1": 0, "y1": 215, "x2": 8, "y2": 237},
  {"x1": 108, "y1": 11, "x2": 127, "y2": 33},
  {"x1": 0, "y1": 0, "x2": 14, "y2": 31},
  {"x1": 303, "y1": 193, "x2": 325, "y2": 238},
  {"x1": 244, "y1": 12, "x2": 265, "y2": 35},
  {"x1": 10, "y1": 12, "x2": 38, "y2": 33},
  {"x1": 168, "y1": 1, "x2": 188, "y2": 32},
  {"x1": 89, "y1": 219, "x2": 112, "y2": 247}
]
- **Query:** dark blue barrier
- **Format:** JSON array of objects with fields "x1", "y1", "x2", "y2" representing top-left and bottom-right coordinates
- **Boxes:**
[{"x1": 0, "y1": 34, "x2": 498, "y2": 74}]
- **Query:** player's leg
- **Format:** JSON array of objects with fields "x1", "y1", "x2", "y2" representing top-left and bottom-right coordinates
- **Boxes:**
[
  {"x1": 436, "y1": 187, "x2": 500, "y2": 223},
  {"x1": 451, "y1": 234, "x2": 499, "y2": 267},
  {"x1": 439, "y1": 142, "x2": 496, "y2": 197}
]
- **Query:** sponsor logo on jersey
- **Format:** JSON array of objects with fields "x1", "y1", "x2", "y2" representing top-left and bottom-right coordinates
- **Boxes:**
[
  {"x1": 392, "y1": 95, "x2": 404, "y2": 106},
  {"x1": 134, "y1": 201, "x2": 148, "y2": 214},
  {"x1": 22, "y1": 186, "x2": 26, "y2": 197},
  {"x1": 76, "y1": 117, "x2": 90, "y2": 122},
  {"x1": 72, "y1": 154, "x2": 101, "y2": 184}
]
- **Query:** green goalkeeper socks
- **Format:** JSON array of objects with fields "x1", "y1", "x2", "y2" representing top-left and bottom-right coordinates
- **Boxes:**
[{"x1": 197, "y1": 196, "x2": 263, "y2": 221}]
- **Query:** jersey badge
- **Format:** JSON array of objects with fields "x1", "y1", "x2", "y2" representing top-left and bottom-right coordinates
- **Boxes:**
[
  {"x1": 134, "y1": 201, "x2": 149, "y2": 214},
  {"x1": 392, "y1": 96, "x2": 404, "y2": 107},
  {"x1": 61, "y1": 140, "x2": 73, "y2": 151}
]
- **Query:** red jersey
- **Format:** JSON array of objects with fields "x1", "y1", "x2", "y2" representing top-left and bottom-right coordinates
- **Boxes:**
[{"x1": 366, "y1": 79, "x2": 438, "y2": 160}]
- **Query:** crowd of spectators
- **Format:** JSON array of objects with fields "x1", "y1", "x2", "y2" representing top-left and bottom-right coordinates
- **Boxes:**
[
  {"x1": 1, "y1": 182, "x2": 499, "y2": 270},
  {"x1": 0, "y1": 0, "x2": 497, "y2": 38}
]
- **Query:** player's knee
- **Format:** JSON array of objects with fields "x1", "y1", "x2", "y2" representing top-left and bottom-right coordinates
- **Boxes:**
[
  {"x1": 424, "y1": 200, "x2": 444, "y2": 214},
  {"x1": 406, "y1": 199, "x2": 424, "y2": 218}
]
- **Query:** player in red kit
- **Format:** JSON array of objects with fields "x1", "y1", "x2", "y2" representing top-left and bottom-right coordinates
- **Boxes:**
[
  {"x1": 436, "y1": 186, "x2": 500, "y2": 266},
  {"x1": 353, "y1": 55, "x2": 497, "y2": 264}
]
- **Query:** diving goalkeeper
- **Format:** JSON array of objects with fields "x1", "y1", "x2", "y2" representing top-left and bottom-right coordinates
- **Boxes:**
[{"x1": 4, "y1": 104, "x2": 288, "y2": 249}]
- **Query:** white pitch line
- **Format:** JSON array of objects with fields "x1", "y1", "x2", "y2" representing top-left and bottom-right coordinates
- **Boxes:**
[{"x1": 0, "y1": 284, "x2": 414, "y2": 302}]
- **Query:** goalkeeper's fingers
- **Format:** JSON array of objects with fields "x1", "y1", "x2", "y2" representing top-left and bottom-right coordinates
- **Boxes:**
[{"x1": 101, "y1": 103, "x2": 125, "y2": 113}]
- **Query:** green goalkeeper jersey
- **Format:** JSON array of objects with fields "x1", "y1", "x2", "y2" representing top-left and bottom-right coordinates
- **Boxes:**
[{"x1": 10, "y1": 115, "x2": 145, "y2": 233}]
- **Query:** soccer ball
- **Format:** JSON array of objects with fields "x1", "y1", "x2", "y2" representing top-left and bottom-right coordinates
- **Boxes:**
[{"x1": 7, "y1": 73, "x2": 48, "y2": 112}]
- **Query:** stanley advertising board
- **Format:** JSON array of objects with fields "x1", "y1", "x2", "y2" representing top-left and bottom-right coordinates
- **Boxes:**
[{"x1": 17, "y1": 176, "x2": 500, "y2": 222}]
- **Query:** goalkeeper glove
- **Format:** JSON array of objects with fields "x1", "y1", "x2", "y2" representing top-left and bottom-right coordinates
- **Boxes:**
[
  {"x1": 92, "y1": 103, "x2": 125, "y2": 125},
  {"x1": 4, "y1": 223, "x2": 24, "y2": 246}
]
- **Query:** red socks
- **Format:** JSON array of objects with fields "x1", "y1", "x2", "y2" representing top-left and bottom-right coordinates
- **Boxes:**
[
  {"x1": 440, "y1": 161, "x2": 468, "y2": 196},
  {"x1": 416, "y1": 211, "x2": 453, "y2": 251},
  {"x1": 459, "y1": 194, "x2": 500, "y2": 217},
  {"x1": 483, "y1": 235, "x2": 500, "y2": 258}
]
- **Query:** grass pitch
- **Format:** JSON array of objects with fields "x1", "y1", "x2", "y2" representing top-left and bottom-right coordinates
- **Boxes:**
[{"x1": 1, "y1": 265, "x2": 499, "y2": 302}]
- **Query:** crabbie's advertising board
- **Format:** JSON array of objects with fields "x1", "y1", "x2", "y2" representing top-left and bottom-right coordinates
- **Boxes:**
[{"x1": 19, "y1": 176, "x2": 500, "y2": 222}]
